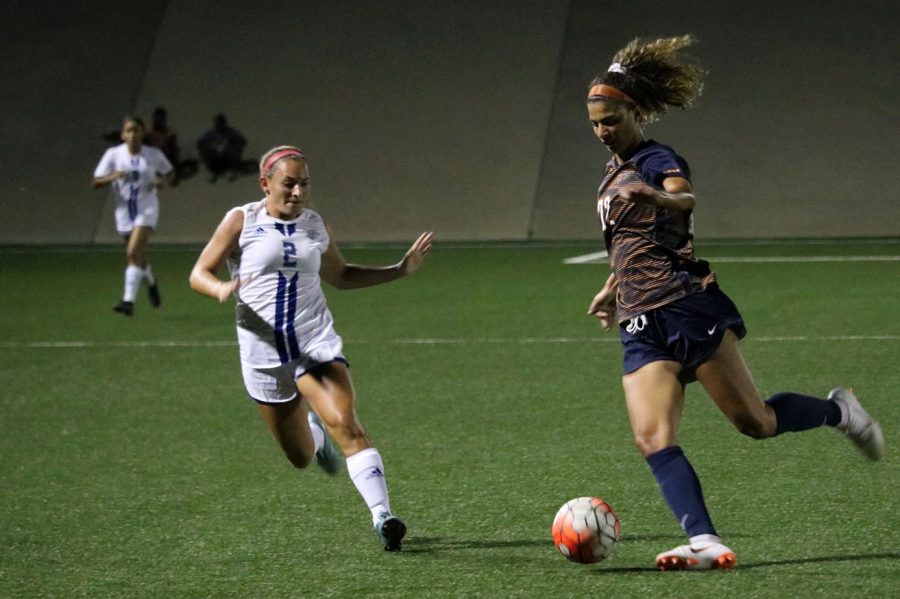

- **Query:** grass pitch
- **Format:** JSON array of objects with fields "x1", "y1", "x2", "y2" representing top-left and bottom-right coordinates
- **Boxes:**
[{"x1": 1, "y1": 240, "x2": 898, "y2": 597}]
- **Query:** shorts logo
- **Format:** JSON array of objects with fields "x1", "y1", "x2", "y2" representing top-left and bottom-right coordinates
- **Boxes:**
[
  {"x1": 626, "y1": 314, "x2": 648, "y2": 334},
  {"x1": 707, "y1": 325, "x2": 717, "y2": 335}
]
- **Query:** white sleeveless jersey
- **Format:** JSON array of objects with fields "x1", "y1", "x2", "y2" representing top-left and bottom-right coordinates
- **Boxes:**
[
  {"x1": 227, "y1": 201, "x2": 342, "y2": 368},
  {"x1": 93, "y1": 143, "x2": 173, "y2": 233},
  {"x1": 93, "y1": 143, "x2": 172, "y2": 205}
]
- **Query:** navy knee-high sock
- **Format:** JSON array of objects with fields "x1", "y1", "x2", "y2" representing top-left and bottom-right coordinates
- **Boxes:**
[
  {"x1": 646, "y1": 446, "x2": 717, "y2": 538},
  {"x1": 765, "y1": 392, "x2": 842, "y2": 436}
]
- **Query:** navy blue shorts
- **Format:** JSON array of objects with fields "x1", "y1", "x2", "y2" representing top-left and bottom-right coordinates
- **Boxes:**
[{"x1": 619, "y1": 286, "x2": 746, "y2": 383}]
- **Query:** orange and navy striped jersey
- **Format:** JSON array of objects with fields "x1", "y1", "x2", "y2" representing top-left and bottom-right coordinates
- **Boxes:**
[{"x1": 596, "y1": 140, "x2": 716, "y2": 322}]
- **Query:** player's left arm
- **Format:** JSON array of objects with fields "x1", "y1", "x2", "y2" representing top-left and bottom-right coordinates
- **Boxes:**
[
  {"x1": 151, "y1": 150, "x2": 175, "y2": 190},
  {"x1": 154, "y1": 171, "x2": 175, "y2": 189},
  {"x1": 618, "y1": 177, "x2": 695, "y2": 212},
  {"x1": 320, "y1": 230, "x2": 433, "y2": 290}
]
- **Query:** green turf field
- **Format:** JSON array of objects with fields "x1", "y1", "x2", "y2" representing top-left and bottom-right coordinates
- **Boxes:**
[{"x1": 1, "y1": 241, "x2": 898, "y2": 598}]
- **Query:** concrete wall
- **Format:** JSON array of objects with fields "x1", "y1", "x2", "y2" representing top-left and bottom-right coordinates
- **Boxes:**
[
  {"x1": 0, "y1": 0, "x2": 168, "y2": 244},
  {"x1": 1, "y1": 0, "x2": 897, "y2": 244},
  {"x1": 531, "y1": 0, "x2": 900, "y2": 240}
]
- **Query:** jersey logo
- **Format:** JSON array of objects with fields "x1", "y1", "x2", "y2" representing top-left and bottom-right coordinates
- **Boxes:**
[{"x1": 598, "y1": 195, "x2": 612, "y2": 231}]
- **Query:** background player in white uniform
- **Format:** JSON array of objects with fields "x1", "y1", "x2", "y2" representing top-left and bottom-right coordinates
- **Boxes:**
[
  {"x1": 189, "y1": 145, "x2": 433, "y2": 551},
  {"x1": 92, "y1": 116, "x2": 173, "y2": 316}
]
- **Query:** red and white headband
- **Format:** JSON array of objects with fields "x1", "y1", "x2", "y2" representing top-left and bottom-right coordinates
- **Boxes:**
[
  {"x1": 587, "y1": 62, "x2": 635, "y2": 104},
  {"x1": 261, "y1": 148, "x2": 305, "y2": 175}
]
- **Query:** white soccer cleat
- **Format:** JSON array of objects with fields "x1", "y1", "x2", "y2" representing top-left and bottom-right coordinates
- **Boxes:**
[
  {"x1": 655, "y1": 541, "x2": 736, "y2": 571},
  {"x1": 829, "y1": 387, "x2": 885, "y2": 461}
]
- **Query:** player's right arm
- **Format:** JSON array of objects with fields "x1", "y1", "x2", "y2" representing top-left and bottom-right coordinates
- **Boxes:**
[
  {"x1": 189, "y1": 209, "x2": 244, "y2": 303},
  {"x1": 91, "y1": 171, "x2": 126, "y2": 188},
  {"x1": 588, "y1": 271, "x2": 618, "y2": 331},
  {"x1": 91, "y1": 149, "x2": 125, "y2": 188}
]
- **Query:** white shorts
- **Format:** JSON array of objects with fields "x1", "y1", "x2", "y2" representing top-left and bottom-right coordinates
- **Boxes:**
[
  {"x1": 115, "y1": 197, "x2": 159, "y2": 235},
  {"x1": 241, "y1": 356, "x2": 348, "y2": 404}
]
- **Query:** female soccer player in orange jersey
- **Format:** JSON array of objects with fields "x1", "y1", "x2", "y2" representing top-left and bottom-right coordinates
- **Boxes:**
[{"x1": 584, "y1": 35, "x2": 884, "y2": 570}]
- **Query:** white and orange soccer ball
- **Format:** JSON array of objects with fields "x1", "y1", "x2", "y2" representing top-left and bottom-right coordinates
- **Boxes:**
[{"x1": 552, "y1": 496, "x2": 620, "y2": 564}]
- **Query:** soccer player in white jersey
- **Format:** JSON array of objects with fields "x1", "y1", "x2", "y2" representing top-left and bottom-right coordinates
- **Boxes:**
[
  {"x1": 92, "y1": 116, "x2": 173, "y2": 316},
  {"x1": 189, "y1": 145, "x2": 433, "y2": 551}
]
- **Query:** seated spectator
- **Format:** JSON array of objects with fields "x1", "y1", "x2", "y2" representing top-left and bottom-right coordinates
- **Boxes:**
[
  {"x1": 196, "y1": 113, "x2": 247, "y2": 182},
  {"x1": 143, "y1": 107, "x2": 182, "y2": 185}
]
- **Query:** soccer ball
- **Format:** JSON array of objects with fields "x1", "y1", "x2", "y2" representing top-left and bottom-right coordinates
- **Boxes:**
[{"x1": 552, "y1": 496, "x2": 620, "y2": 564}]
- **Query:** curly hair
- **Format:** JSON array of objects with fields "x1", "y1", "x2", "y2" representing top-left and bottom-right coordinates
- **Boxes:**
[{"x1": 588, "y1": 35, "x2": 705, "y2": 123}]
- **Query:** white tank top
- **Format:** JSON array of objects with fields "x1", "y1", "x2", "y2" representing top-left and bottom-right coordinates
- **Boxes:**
[
  {"x1": 93, "y1": 143, "x2": 172, "y2": 206},
  {"x1": 227, "y1": 200, "x2": 338, "y2": 368}
]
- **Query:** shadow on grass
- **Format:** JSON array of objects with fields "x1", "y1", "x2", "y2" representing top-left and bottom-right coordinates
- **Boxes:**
[
  {"x1": 403, "y1": 537, "x2": 548, "y2": 553},
  {"x1": 403, "y1": 536, "x2": 899, "y2": 574},
  {"x1": 592, "y1": 551, "x2": 900, "y2": 574},
  {"x1": 619, "y1": 533, "x2": 703, "y2": 542},
  {"x1": 738, "y1": 551, "x2": 900, "y2": 570},
  {"x1": 403, "y1": 533, "x2": 711, "y2": 554},
  {"x1": 405, "y1": 533, "x2": 691, "y2": 553}
]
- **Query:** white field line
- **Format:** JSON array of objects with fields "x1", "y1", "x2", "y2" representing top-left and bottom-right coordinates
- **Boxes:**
[
  {"x1": 701, "y1": 256, "x2": 900, "y2": 263},
  {"x1": 563, "y1": 251, "x2": 607, "y2": 264},
  {"x1": 2, "y1": 238, "x2": 899, "y2": 255},
  {"x1": 1, "y1": 335, "x2": 898, "y2": 349},
  {"x1": 564, "y1": 253, "x2": 900, "y2": 265}
]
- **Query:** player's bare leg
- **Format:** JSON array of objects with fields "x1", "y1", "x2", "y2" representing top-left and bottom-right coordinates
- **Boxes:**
[
  {"x1": 125, "y1": 226, "x2": 151, "y2": 269},
  {"x1": 299, "y1": 361, "x2": 406, "y2": 550},
  {"x1": 127, "y1": 226, "x2": 161, "y2": 308},
  {"x1": 622, "y1": 360, "x2": 684, "y2": 457},
  {"x1": 114, "y1": 227, "x2": 155, "y2": 315},
  {"x1": 698, "y1": 330, "x2": 879, "y2": 457},
  {"x1": 258, "y1": 397, "x2": 316, "y2": 468},
  {"x1": 624, "y1": 360, "x2": 732, "y2": 569},
  {"x1": 695, "y1": 330, "x2": 776, "y2": 439},
  {"x1": 298, "y1": 362, "x2": 370, "y2": 455}
]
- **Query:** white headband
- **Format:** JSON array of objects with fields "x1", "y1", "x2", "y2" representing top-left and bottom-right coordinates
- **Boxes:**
[{"x1": 607, "y1": 62, "x2": 627, "y2": 74}]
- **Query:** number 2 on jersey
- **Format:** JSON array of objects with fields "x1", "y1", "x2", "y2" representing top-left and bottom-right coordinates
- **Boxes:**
[{"x1": 282, "y1": 241, "x2": 298, "y2": 267}]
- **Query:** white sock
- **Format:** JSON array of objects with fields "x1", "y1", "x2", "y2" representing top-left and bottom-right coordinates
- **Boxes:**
[
  {"x1": 142, "y1": 265, "x2": 156, "y2": 286},
  {"x1": 308, "y1": 419, "x2": 325, "y2": 454},
  {"x1": 124, "y1": 265, "x2": 142, "y2": 302},
  {"x1": 346, "y1": 447, "x2": 391, "y2": 523},
  {"x1": 689, "y1": 534, "x2": 722, "y2": 545}
]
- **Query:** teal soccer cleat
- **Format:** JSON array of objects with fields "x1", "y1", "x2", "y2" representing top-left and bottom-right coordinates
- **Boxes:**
[{"x1": 307, "y1": 411, "x2": 340, "y2": 474}]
